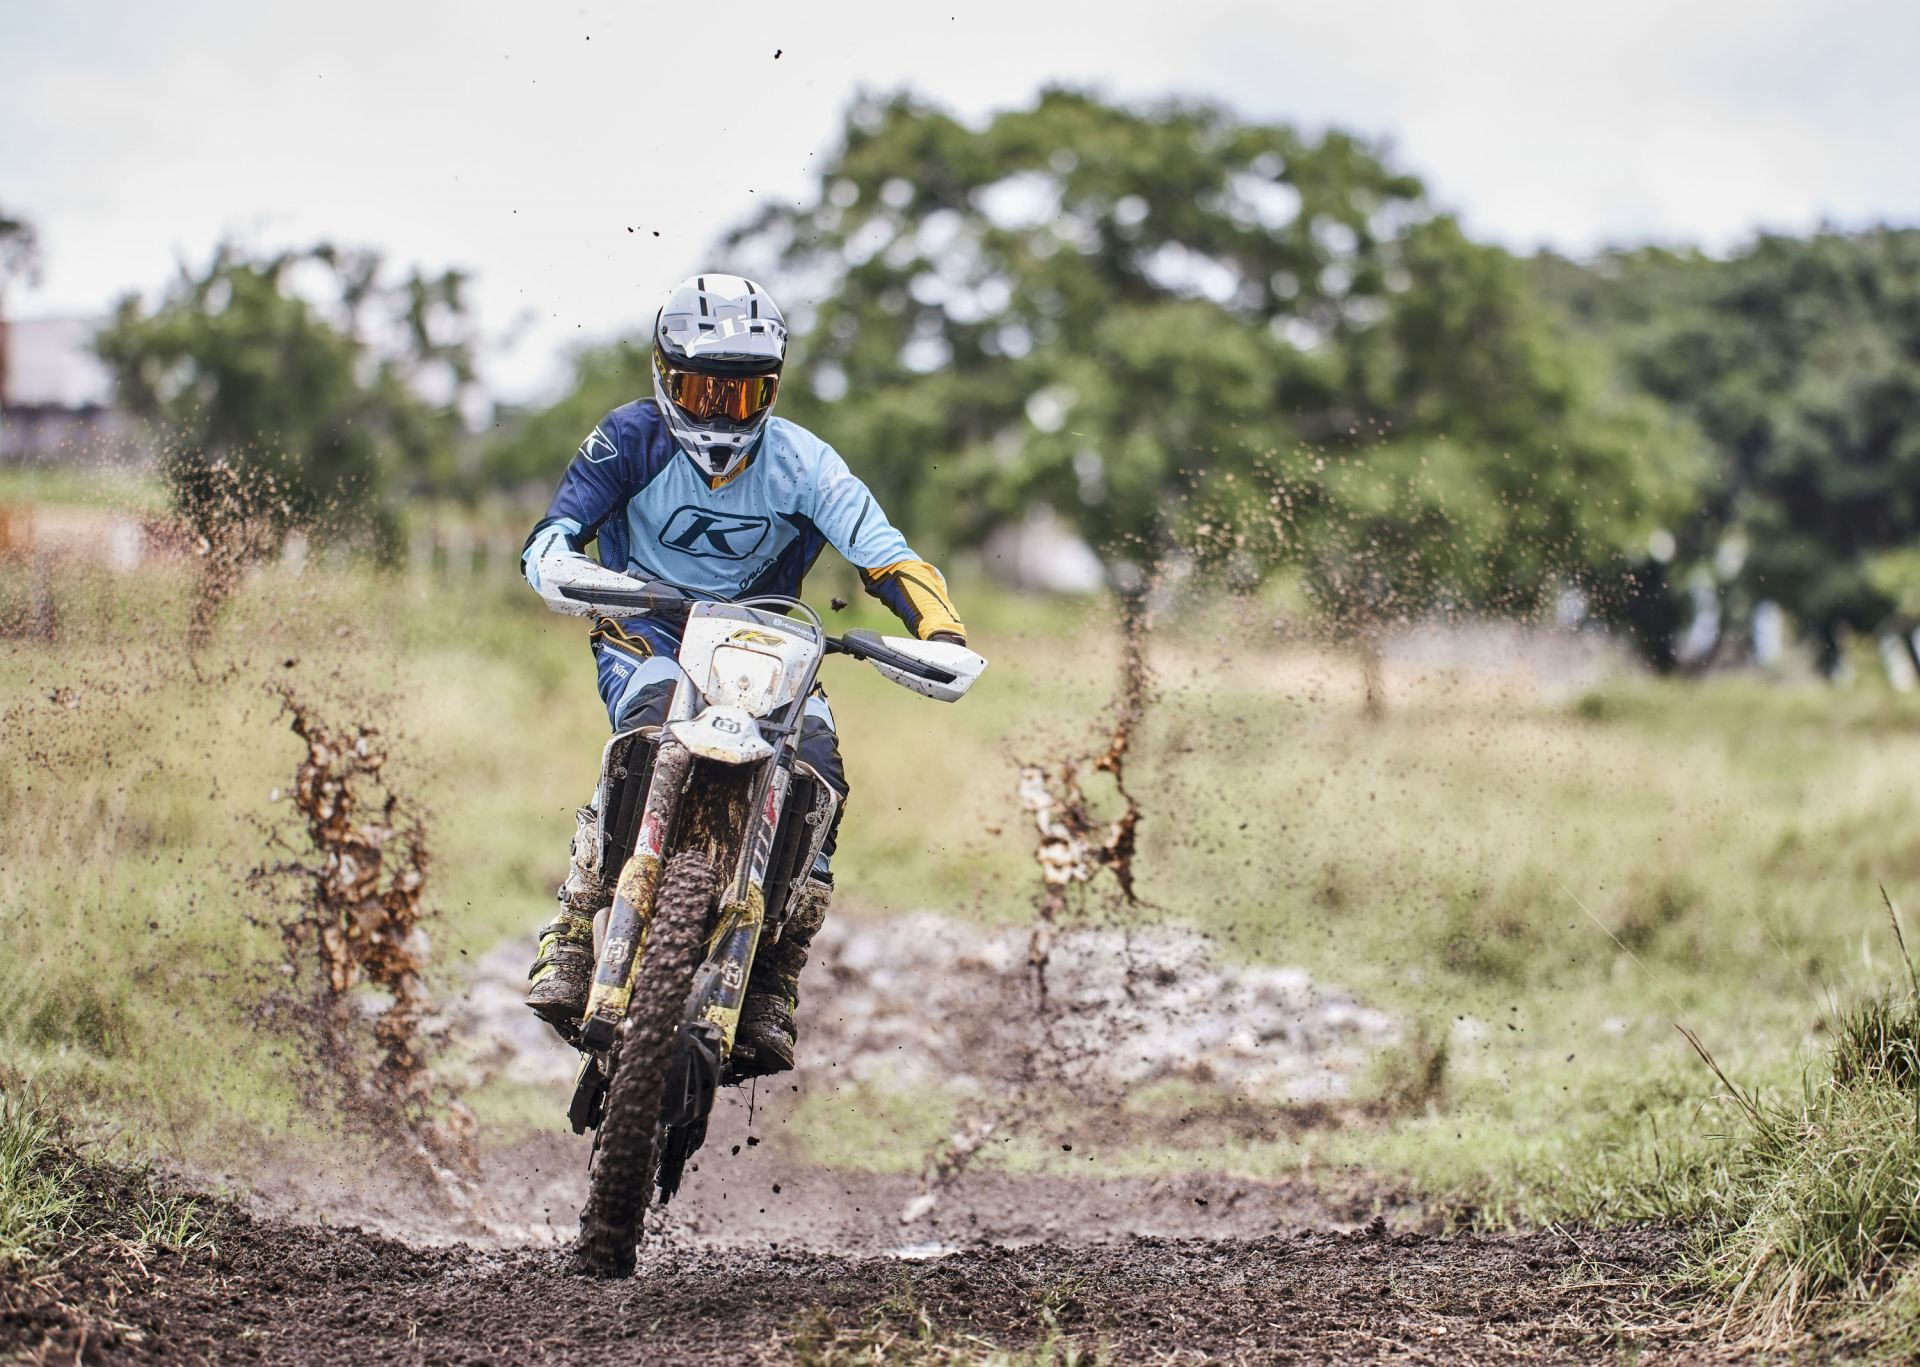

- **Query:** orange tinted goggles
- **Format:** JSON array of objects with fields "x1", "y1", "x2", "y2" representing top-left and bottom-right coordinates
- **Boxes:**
[{"x1": 662, "y1": 369, "x2": 779, "y2": 423}]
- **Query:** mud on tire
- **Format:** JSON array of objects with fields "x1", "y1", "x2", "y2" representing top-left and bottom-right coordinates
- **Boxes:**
[{"x1": 573, "y1": 850, "x2": 716, "y2": 1277}]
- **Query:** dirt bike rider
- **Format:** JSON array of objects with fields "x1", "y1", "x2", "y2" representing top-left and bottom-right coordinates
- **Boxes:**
[{"x1": 519, "y1": 273, "x2": 968, "y2": 1077}]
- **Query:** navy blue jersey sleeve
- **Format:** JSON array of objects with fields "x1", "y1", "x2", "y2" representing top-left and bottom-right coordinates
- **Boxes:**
[
  {"x1": 527, "y1": 416, "x2": 624, "y2": 544},
  {"x1": 522, "y1": 407, "x2": 667, "y2": 588}
]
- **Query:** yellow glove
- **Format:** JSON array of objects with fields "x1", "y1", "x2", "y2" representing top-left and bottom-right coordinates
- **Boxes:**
[{"x1": 858, "y1": 559, "x2": 967, "y2": 643}]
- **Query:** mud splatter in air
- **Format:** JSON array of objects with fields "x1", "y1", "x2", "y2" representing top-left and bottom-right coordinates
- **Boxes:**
[
  {"x1": 1017, "y1": 585, "x2": 1150, "y2": 917},
  {"x1": 253, "y1": 692, "x2": 474, "y2": 1178},
  {"x1": 910, "y1": 590, "x2": 1158, "y2": 1220}
]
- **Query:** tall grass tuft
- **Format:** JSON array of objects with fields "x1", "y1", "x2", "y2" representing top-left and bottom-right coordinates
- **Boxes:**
[
  {"x1": 0, "y1": 1093, "x2": 84, "y2": 1267},
  {"x1": 1682, "y1": 890, "x2": 1920, "y2": 1348}
]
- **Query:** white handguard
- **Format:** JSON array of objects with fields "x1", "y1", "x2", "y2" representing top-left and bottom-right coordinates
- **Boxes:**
[
  {"x1": 867, "y1": 635, "x2": 988, "y2": 703},
  {"x1": 531, "y1": 555, "x2": 653, "y2": 618}
]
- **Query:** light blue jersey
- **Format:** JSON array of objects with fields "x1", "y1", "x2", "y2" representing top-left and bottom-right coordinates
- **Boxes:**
[
  {"x1": 524, "y1": 399, "x2": 925, "y2": 604},
  {"x1": 523, "y1": 398, "x2": 967, "y2": 733}
]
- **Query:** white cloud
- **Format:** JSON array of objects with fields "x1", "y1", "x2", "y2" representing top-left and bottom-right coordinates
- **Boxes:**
[{"x1": 2, "y1": 0, "x2": 1915, "y2": 403}]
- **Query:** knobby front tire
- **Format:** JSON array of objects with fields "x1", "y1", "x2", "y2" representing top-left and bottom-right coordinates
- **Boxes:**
[{"x1": 573, "y1": 850, "x2": 715, "y2": 1277}]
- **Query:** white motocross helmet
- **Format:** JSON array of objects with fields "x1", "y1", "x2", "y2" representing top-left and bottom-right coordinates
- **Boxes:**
[{"x1": 651, "y1": 273, "x2": 788, "y2": 482}]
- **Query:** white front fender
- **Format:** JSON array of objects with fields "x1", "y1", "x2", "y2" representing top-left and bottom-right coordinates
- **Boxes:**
[{"x1": 669, "y1": 705, "x2": 775, "y2": 765}]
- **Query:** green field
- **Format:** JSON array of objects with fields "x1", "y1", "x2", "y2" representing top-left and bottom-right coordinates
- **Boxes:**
[{"x1": 3, "y1": 551, "x2": 1917, "y2": 1238}]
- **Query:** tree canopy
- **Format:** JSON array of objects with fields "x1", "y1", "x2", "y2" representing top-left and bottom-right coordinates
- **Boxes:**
[
  {"x1": 486, "y1": 339, "x2": 652, "y2": 491},
  {"x1": 712, "y1": 89, "x2": 1700, "y2": 625},
  {"x1": 0, "y1": 204, "x2": 42, "y2": 305},
  {"x1": 1536, "y1": 229, "x2": 1920, "y2": 659},
  {"x1": 97, "y1": 243, "x2": 478, "y2": 546},
  {"x1": 494, "y1": 88, "x2": 1920, "y2": 670}
]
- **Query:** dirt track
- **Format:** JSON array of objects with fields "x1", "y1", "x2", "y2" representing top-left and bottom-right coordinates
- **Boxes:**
[
  {"x1": 6, "y1": 1159, "x2": 1705, "y2": 1366},
  {"x1": 0, "y1": 917, "x2": 1742, "y2": 1365},
  {"x1": 2, "y1": 929, "x2": 1753, "y2": 1365},
  {"x1": 8, "y1": 1101, "x2": 1716, "y2": 1366}
]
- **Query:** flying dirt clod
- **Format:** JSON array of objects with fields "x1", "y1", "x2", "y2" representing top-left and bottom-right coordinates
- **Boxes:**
[
  {"x1": 257, "y1": 692, "x2": 474, "y2": 1174},
  {"x1": 1016, "y1": 586, "x2": 1149, "y2": 919},
  {"x1": 908, "y1": 591, "x2": 1154, "y2": 1222}
]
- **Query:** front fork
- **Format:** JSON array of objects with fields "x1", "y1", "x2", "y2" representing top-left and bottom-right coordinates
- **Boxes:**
[
  {"x1": 568, "y1": 743, "x2": 793, "y2": 1136},
  {"x1": 577, "y1": 740, "x2": 693, "y2": 1053},
  {"x1": 684, "y1": 763, "x2": 789, "y2": 1052},
  {"x1": 569, "y1": 660, "x2": 842, "y2": 1139}
]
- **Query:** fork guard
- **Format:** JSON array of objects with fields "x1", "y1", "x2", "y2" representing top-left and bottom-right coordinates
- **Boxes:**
[
  {"x1": 764, "y1": 764, "x2": 838, "y2": 944},
  {"x1": 664, "y1": 1019, "x2": 724, "y2": 1129},
  {"x1": 656, "y1": 1020, "x2": 725, "y2": 1205},
  {"x1": 567, "y1": 1053, "x2": 608, "y2": 1135},
  {"x1": 581, "y1": 741, "x2": 695, "y2": 1043}
]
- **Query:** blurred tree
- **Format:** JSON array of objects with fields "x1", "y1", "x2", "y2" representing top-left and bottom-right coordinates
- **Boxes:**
[
  {"x1": 1538, "y1": 229, "x2": 1920, "y2": 665},
  {"x1": 723, "y1": 87, "x2": 1420, "y2": 561},
  {"x1": 1306, "y1": 219, "x2": 1703, "y2": 626},
  {"x1": 97, "y1": 242, "x2": 476, "y2": 638},
  {"x1": 98, "y1": 242, "x2": 477, "y2": 541},
  {"x1": 486, "y1": 339, "x2": 651, "y2": 489},
  {"x1": 500, "y1": 88, "x2": 1702, "y2": 655},
  {"x1": 0, "y1": 204, "x2": 42, "y2": 305},
  {"x1": 1865, "y1": 547, "x2": 1920, "y2": 620},
  {"x1": 728, "y1": 89, "x2": 1701, "y2": 628},
  {"x1": 1, "y1": 206, "x2": 44, "y2": 464}
]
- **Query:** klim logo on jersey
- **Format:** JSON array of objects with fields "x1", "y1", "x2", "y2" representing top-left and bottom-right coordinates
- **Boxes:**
[
  {"x1": 578, "y1": 426, "x2": 618, "y2": 464},
  {"x1": 657, "y1": 505, "x2": 772, "y2": 560}
]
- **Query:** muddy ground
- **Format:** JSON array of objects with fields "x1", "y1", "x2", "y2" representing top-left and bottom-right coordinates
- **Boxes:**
[
  {"x1": 251, "y1": 918, "x2": 1407, "y2": 1255},
  {"x1": 4, "y1": 913, "x2": 1767, "y2": 1364},
  {"x1": 5, "y1": 1152, "x2": 1716, "y2": 1366},
  {"x1": 5, "y1": 1088, "x2": 1748, "y2": 1365}
]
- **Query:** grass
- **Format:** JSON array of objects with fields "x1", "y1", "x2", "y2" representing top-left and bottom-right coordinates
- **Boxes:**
[
  {"x1": 785, "y1": 638, "x2": 1920, "y2": 1223},
  {"x1": 0, "y1": 463, "x2": 165, "y2": 514},
  {"x1": 0, "y1": 553, "x2": 1096, "y2": 1156},
  {"x1": 1, "y1": 558, "x2": 594, "y2": 1153},
  {"x1": 0, "y1": 1091, "x2": 209, "y2": 1274},
  {"x1": 128, "y1": 1191, "x2": 209, "y2": 1254},
  {"x1": 1665, "y1": 960, "x2": 1920, "y2": 1350},
  {"x1": 0, "y1": 1095, "x2": 84, "y2": 1267},
  {"x1": 7, "y1": 549, "x2": 1920, "y2": 1332}
]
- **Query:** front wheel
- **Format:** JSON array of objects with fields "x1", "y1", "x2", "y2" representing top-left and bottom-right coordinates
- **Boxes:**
[{"x1": 573, "y1": 850, "x2": 715, "y2": 1276}]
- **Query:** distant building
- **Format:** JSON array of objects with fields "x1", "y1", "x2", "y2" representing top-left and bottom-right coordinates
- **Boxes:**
[
  {"x1": 983, "y1": 506, "x2": 1106, "y2": 594},
  {"x1": 0, "y1": 316, "x2": 144, "y2": 466}
]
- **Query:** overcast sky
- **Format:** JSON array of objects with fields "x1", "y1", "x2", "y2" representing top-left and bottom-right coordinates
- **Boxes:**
[{"x1": 4, "y1": 0, "x2": 1917, "y2": 400}]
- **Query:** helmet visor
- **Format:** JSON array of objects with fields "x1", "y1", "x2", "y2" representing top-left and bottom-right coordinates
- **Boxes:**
[{"x1": 661, "y1": 368, "x2": 779, "y2": 424}]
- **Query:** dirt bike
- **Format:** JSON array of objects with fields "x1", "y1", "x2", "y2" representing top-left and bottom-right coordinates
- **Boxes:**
[{"x1": 548, "y1": 574, "x2": 986, "y2": 1276}]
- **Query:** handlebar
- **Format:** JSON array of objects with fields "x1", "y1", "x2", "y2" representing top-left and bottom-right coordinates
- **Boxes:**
[
  {"x1": 826, "y1": 629, "x2": 959, "y2": 686},
  {"x1": 557, "y1": 583, "x2": 958, "y2": 687},
  {"x1": 557, "y1": 581, "x2": 693, "y2": 616}
]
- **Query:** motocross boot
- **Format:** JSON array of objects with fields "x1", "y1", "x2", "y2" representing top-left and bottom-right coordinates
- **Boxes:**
[
  {"x1": 525, "y1": 804, "x2": 607, "y2": 1040},
  {"x1": 732, "y1": 877, "x2": 831, "y2": 1078}
]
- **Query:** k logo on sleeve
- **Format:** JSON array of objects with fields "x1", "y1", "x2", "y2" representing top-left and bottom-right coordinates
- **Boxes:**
[{"x1": 579, "y1": 426, "x2": 619, "y2": 463}]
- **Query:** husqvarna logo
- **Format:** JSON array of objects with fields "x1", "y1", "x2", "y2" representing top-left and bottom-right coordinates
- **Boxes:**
[{"x1": 658, "y1": 505, "x2": 771, "y2": 560}]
